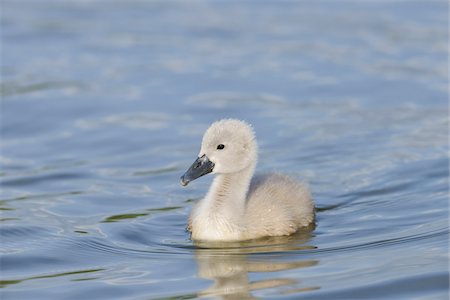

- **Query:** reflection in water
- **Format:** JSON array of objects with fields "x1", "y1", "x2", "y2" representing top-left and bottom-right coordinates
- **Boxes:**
[{"x1": 194, "y1": 232, "x2": 319, "y2": 299}]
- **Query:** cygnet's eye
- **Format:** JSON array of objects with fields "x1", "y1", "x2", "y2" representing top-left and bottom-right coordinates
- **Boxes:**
[{"x1": 216, "y1": 144, "x2": 225, "y2": 150}]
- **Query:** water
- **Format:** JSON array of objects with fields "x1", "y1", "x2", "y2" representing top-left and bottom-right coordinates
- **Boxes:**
[{"x1": 1, "y1": 0, "x2": 449, "y2": 299}]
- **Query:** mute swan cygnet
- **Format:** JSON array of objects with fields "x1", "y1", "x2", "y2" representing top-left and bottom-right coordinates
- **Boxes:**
[{"x1": 180, "y1": 119, "x2": 315, "y2": 241}]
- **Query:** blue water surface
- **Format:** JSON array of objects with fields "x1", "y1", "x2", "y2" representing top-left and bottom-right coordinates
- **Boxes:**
[{"x1": 1, "y1": 1, "x2": 449, "y2": 299}]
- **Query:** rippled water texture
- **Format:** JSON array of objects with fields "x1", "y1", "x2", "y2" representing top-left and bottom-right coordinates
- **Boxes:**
[{"x1": 1, "y1": 1, "x2": 449, "y2": 299}]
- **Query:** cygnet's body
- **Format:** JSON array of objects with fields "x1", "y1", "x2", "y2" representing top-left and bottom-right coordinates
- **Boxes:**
[{"x1": 180, "y1": 119, "x2": 314, "y2": 241}]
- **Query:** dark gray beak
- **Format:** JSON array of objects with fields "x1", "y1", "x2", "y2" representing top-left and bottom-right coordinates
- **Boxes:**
[{"x1": 180, "y1": 155, "x2": 215, "y2": 186}]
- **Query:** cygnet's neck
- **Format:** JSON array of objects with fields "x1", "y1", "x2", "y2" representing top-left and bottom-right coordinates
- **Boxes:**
[
  {"x1": 207, "y1": 163, "x2": 255, "y2": 213},
  {"x1": 193, "y1": 161, "x2": 256, "y2": 238}
]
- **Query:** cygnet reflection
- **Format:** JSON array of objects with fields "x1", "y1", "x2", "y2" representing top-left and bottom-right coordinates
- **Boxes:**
[{"x1": 194, "y1": 231, "x2": 320, "y2": 299}]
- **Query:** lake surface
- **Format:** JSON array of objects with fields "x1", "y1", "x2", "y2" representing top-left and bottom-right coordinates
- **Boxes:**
[{"x1": 1, "y1": 0, "x2": 449, "y2": 299}]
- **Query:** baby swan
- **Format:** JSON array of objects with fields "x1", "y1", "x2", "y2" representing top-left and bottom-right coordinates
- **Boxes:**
[{"x1": 180, "y1": 119, "x2": 314, "y2": 241}]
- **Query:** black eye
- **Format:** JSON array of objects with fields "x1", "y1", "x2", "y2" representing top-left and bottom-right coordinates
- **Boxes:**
[{"x1": 217, "y1": 144, "x2": 225, "y2": 150}]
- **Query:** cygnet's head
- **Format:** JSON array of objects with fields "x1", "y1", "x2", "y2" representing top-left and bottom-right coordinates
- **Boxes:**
[{"x1": 180, "y1": 119, "x2": 258, "y2": 186}]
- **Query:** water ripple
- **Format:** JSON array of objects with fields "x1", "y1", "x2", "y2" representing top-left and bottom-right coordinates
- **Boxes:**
[{"x1": 1, "y1": 80, "x2": 85, "y2": 97}]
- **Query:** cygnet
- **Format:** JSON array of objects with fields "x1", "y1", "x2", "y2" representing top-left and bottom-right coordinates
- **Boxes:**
[{"x1": 180, "y1": 119, "x2": 315, "y2": 241}]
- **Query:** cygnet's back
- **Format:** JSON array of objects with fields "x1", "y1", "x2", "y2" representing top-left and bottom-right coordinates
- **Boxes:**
[
  {"x1": 181, "y1": 119, "x2": 315, "y2": 241},
  {"x1": 245, "y1": 173, "x2": 315, "y2": 239}
]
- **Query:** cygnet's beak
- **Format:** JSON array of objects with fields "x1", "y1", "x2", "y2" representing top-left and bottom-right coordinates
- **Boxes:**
[{"x1": 180, "y1": 155, "x2": 215, "y2": 186}]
